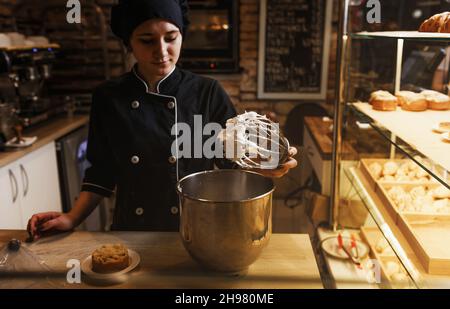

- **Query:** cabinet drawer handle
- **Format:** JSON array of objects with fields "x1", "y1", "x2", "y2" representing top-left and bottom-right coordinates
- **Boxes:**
[
  {"x1": 8, "y1": 169, "x2": 18, "y2": 203},
  {"x1": 20, "y1": 164, "x2": 29, "y2": 197}
]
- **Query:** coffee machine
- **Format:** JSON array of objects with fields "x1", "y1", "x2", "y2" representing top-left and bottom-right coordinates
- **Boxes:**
[{"x1": 0, "y1": 44, "x2": 64, "y2": 131}]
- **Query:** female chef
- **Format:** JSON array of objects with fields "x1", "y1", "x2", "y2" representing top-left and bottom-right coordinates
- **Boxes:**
[{"x1": 27, "y1": 0, "x2": 298, "y2": 238}]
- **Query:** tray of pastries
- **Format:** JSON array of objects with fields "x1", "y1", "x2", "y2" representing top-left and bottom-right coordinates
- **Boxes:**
[
  {"x1": 378, "y1": 183, "x2": 450, "y2": 223},
  {"x1": 360, "y1": 227, "x2": 414, "y2": 288},
  {"x1": 369, "y1": 90, "x2": 450, "y2": 112},
  {"x1": 360, "y1": 157, "x2": 435, "y2": 192}
]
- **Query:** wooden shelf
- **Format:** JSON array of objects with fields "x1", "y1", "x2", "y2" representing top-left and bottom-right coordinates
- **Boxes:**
[
  {"x1": 352, "y1": 31, "x2": 450, "y2": 41},
  {"x1": 352, "y1": 102, "x2": 450, "y2": 175}
]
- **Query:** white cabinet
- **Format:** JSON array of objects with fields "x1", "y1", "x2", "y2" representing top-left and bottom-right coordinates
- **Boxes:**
[
  {"x1": 19, "y1": 142, "x2": 62, "y2": 225},
  {"x1": 0, "y1": 162, "x2": 23, "y2": 229},
  {"x1": 0, "y1": 142, "x2": 62, "y2": 229}
]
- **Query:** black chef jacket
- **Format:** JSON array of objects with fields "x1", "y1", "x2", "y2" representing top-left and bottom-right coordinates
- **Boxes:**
[{"x1": 81, "y1": 66, "x2": 237, "y2": 231}]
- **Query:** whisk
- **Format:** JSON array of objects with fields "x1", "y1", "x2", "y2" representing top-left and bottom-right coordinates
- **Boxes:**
[{"x1": 218, "y1": 111, "x2": 290, "y2": 169}]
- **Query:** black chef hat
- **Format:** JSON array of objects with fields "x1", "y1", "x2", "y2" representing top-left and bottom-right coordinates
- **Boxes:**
[{"x1": 110, "y1": 0, "x2": 190, "y2": 44}]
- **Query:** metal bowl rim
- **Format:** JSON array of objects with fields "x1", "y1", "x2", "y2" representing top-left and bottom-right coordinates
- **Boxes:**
[{"x1": 176, "y1": 169, "x2": 275, "y2": 203}]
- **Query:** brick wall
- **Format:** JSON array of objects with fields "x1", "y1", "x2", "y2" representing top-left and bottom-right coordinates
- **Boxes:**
[
  {"x1": 0, "y1": 0, "x2": 337, "y2": 126},
  {"x1": 0, "y1": 0, "x2": 336, "y2": 196},
  {"x1": 220, "y1": 0, "x2": 338, "y2": 129},
  {"x1": 0, "y1": 0, "x2": 16, "y2": 32}
]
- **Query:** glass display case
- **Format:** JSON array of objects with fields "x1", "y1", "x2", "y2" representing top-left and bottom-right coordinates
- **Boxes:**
[{"x1": 329, "y1": 0, "x2": 450, "y2": 289}]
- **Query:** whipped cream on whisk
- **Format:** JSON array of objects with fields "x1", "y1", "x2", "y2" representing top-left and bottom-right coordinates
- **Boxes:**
[{"x1": 218, "y1": 111, "x2": 289, "y2": 169}]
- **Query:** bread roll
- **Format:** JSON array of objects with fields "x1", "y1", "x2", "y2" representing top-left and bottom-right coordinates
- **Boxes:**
[
  {"x1": 385, "y1": 261, "x2": 401, "y2": 277},
  {"x1": 390, "y1": 272, "x2": 409, "y2": 284},
  {"x1": 369, "y1": 162, "x2": 382, "y2": 179},
  {"x1": 433, "y1": 199, "x2": 449, "y2": 212},
  {"x1": 375, "y1": 237, "x2": 389, "y2": 254},
  {"x1": 432, "y1": 185, "x2": 450, "y2": 199},
  {"x1": 440, "y1": 14, "x2": 450, "y2": 33},
  {"x1": 383, "y1": 161, "x2": 399, "y2": 176},
  {"x1": 420, "y1": 90, "x2": 450, "y2": 110},
  {"x1": 91, "y1": 244, "x2": 130, "y2": 273},
  {"x1": 370, "y1": 90, "x2": 398, "y2": 111},
  {"x1": 419, "y1": 12, "x2": 449, "y2": 32},
  {"x1": 396, "y1": 91, "x2": 427, "y2": 111}
]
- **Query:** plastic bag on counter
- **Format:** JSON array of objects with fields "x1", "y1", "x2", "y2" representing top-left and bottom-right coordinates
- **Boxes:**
[{"x1": 0, "y1": 239, "x2": 59, "y2": 288}]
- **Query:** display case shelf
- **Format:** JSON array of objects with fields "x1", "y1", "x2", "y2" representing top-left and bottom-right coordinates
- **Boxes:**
[
  {"x1": 330, "y1": 0, "x2": 450, "y2": 289},
  {"x1": 350, "y1": 102, "x2": 450, "y2": 189},
  {"x1": 344, "y1": 166, "x2": 426, "y2": 288},
  {"x1": 351, "y1": 31, "x2": 450, "y2": 41},
  {"x1": 344, "y1": 165, "x2": 450, "y2": 288}
]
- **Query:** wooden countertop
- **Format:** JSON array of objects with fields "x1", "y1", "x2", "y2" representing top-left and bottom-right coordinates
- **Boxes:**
[
  {"x1": 0, "y1": 115, "x2": 89, "y2": 168},
  {"x1": 0, "y1": 231, "x2": 323, "y2": 289},
  {"x1": 304, "y1": 117, "x2": 357, "y2": 160},
  {"x1": 304, "y1": 116, "x2": 390, "y2": 160}
]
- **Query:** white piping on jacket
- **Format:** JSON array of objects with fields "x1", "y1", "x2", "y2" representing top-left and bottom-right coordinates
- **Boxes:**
[
  {"x1": 132, "y1": 66, "x2": 179, "y2": 182},
  {"x1": 82, "y1": 182, "x2": 114, "y2": 193}
]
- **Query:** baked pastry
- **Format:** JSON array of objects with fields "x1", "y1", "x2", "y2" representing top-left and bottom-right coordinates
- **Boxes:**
[
  {"x1": 420, "y1": 90, "x2": 450, "y2": 110},
  {"x1": 374, "y1": 158, "x2": 431, "y2": 182},
  {"x1": 383, "y1": 161, "x2": 399, "y2": 176},
  {"x1": 385, "y1": 261, "x2": 401, "y2": 277},
  {"x1": 369, "y1": 162, "x2": 382, "y2": 179},
  {"x1": 91, "y1": 244, "x2": 130, "y2": 273},
  {"x1": 433, "y1": 199, "x2": 449, "y2": 212},
  {"x1": 370, "y1": 90, "x2": 398, "y2": 111},
  {"x1": 440, "y1": 14, "x2": 450, "y2": 33},
  {"x1": 432, "y1": 185, "x2": 450, "y2": 199},
  {"x1": 438, "y1": 122, "x2": 450, "y2": 131},
  {"x1": 419, "y1": 12, "x2": 450, "y2": 33},
  {"x1": 396, "y1": 91, "x2": 427, "y2": 111},
  {"x1": 387, "y1": 183, "x2": 450, "y2": 214},
  {"x1": 375, "y1": 237, "x2": 393, "y2": 255},
  {"x1": 409, "y1": 186, "x2": 427, "y2": 199}
]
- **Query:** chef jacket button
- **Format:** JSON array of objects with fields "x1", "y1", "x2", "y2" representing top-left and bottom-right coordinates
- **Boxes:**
[
  {"x1": 167, "y1": 101, "x2": 175, "y2": 109},
  {"x1": 131, "y1": 100, "x2": 140, "y2": 109},
  {"x1": 131, "y1": 155, "x2": 140, "y2": 164},
  {"x1": 170, "y1": 206, "x2": 179, "y2": 215},
  {"x1": 135, "y1": 207, "x2": 144, "y2": 216},
  {"x1": 168, "y1": 155, "x2": 177, "y2": 164}
]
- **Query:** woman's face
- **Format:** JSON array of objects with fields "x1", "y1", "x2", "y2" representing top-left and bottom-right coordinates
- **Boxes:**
[{"x1": 130, "y1": 19, "x2": 182, "y2": 78}]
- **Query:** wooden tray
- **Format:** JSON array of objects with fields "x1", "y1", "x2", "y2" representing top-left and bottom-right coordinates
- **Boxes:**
[
  {"x1": 378, "y1": 255, "x2": 413, "y2": 288},
  {"x1": 377, "y1": 183, "x2": 449, "y2": 224},
  {"x1": 359, "y1": 158, "x2": 434, "y2": 192},
  {"x1": 360, "y1": 226, "x2": 396, "y2": 258},
  {"x1": 360, "y1": 227, "x2": 411, "y2": 288},
  {"x1": 397, "y1": 214, "x2": 450, "y2": 275}
]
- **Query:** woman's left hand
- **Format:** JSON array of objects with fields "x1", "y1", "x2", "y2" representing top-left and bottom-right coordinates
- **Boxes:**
[{"x1": 249, "y1": 147, "x2": 298, "y2": 178}]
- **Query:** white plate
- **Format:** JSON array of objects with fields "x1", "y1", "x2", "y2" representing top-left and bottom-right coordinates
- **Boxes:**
[
  {"x1": 5, "y1": 136, "x2": 37, "y2": 148},
  {"x1": 81, "y1": 249, "x2": 140, "y2": 281},
  {"x1": 321, "y1": 236, "x2": 369, "y2": 260},
  {"x1": 441, "y1": 132, "x2": 450, "y2": 143}
]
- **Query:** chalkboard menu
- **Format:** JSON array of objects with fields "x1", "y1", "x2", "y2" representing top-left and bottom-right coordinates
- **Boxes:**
[{"x1": 257, "y1": 0, "x2": 332, "y2": 100}]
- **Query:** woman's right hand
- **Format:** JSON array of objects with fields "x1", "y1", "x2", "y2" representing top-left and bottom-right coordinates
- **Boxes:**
[{"x1": 27, "y1": 212, "x2": 76, "y2": 241}]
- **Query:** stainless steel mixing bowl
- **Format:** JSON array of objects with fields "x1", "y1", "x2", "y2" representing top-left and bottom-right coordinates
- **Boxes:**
[{"x1": 176, "y1": 169, "x2": 274, "y2": 274}]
